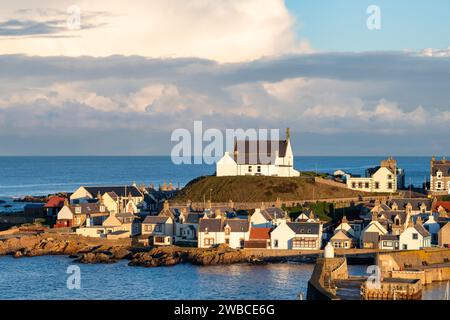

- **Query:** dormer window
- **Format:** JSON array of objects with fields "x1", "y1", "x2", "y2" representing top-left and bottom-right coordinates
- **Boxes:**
[
  {"x1": 75, "y1": 206, "x2": 81, "y2": 214},
  {"x1": 437, "y1": 171, "x2": 443, "y2": 179},
  {"x1": 100, "y1": 205, "x2": 105, "y2": 212},
  {"x1": 225, "y1": 227, "x2": 231, "y2": 236},
  {"x1": 205, "y1": 227, "x2": 209, "y2": 234}
]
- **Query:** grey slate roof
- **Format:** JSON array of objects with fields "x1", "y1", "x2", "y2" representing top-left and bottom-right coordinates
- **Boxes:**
[
  {"x1": 199, "y1": 218, "x2": 249, "y2": 233},
  {"x1": 389, "y1": 199, "x2": 432, "y2": 211},
  {"x1": 414, "y1": 224, "x2": 431, "y2": 238},
  {"x1": 185, "y1": 213, "x2": 203, "y2": 224},
  {"x1": 380, "y1": 234, "x2": 399, "y2": 241},
  {"x1": 233, "y1": 140, "x2": 288, "y2": 165},
  {"x1": 85, "y1": 186, "x2": 143, "y2": 198},
  {"x1": 363, "y1": 232, "x2": 380, "y2": 243},
  {"x1": 199, "y1": 219, "x2": 222, "y2": 232},
  {"x1": 142, "y1": 216, "x2": 170, "y2": 224},
  {"x1": 224, "y1": 219, "x2": 249, "y2": 232},
  {"x1": 287, "y1": 222, "x2": 320, "y2": 235},
  {"x1": 69, "y1": 203, "x2": 109, "y2": 215},
  {"x1": 431, "y1": 160, "x2": 450, "y2": 177},
  {"x1": 260, "y1": 207, "x2": 285, "y2": 221}
]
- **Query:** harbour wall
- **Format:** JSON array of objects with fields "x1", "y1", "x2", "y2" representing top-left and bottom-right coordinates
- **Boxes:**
[
  {"x1": 378, "y1": 248, "x2": 450, "y2": 284},
  {"x1": 306, "y1": 257, "x2": 348, "y2": 300}
]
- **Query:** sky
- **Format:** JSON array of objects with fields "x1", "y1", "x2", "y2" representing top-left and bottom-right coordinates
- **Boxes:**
[{"x1": 0, "y1": 0, "x2": 449, "y2": 156}]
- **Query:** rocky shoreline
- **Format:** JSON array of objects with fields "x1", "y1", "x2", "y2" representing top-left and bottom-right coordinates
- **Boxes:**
[{"x1": 0, "y1": 233, "x2": 276, "y2": 267}]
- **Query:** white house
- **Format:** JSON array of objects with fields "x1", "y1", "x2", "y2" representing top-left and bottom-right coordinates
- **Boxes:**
[
  {"x1": 270, "y1": 220, "x2": 322, "y2": 250},
  {"x1": 399, "y1": 217, "x2": 431, "y2": 250},
  {"x1": 347, "y1": 157, "x2": 405, "y2": 193},
  {"x1": 250, "y1": 207, "x2": 286, "y2": 228},
  {"x1": 198, "y1": 218, "x2": 249, "y2": 249},
  {"x1": 216, "y1": 128, "x2": 300, "y2": 177},
  {"x1": 360, "y1": 213, "x2": 388, "y2": 248},
  {"x1": 141, "y1": 215, "x2": 175, "y2": 246}
]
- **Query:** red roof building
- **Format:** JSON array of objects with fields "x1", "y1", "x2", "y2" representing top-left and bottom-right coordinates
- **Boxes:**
[
  {"x1": 249, "y1": 227, "x2": 271, "y2": 240},
  {"x1": 245, "y1": 227, "x2": 271, "y2": 249},
  {"x1": 44, "y1": 196, "x2": 67, "y2": 217},
  {"x1": 434, "y1": 201, "x2": 450, "y2": 213}
]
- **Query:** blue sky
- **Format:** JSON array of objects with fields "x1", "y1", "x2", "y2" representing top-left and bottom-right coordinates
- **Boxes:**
[{"x1": 286, "y1": 0, "x2": 450, "y2": 52}]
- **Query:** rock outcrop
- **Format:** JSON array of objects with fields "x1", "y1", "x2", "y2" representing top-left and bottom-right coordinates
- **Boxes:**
[{"x1": 128, "y1": 244, "x2": 248, "y2": 267}]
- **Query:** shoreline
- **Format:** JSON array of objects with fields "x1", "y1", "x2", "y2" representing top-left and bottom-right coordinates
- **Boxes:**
[{"x1": 0, "y1": 232, "x2": 320, "y2": 267}]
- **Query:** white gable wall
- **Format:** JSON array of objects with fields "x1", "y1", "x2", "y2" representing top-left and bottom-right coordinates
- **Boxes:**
[{"x1": 57, "y1": 206, "x2": 73, "y2": 220}]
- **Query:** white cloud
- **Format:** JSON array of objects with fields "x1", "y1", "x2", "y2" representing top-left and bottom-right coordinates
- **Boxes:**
[{"x1": 0, "y1": 0, "x2": 311, "y2": 62}]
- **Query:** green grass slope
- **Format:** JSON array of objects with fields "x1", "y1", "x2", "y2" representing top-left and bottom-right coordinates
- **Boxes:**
[{"x1": 173, "y1": 175, "x2": 368, "y2": 203}]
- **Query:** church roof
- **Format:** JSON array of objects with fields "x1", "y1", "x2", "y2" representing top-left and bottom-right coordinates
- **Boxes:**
[{"x1": 233, "y1": 140, "x2": 288, "y2": 165}]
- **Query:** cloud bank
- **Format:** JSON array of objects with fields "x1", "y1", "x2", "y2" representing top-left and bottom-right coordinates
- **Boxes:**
[{"x1": 1, "y1": 52, "x2": 450, "y2": 155}]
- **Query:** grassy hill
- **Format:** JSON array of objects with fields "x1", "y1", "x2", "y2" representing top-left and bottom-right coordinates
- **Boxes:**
[{"x1": 173, "y1": 175, "x2": 368, "y2": 203}]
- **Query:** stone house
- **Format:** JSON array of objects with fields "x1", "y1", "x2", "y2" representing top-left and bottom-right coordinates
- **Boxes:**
[
  {"x1": 346, "y1": 157, "x2": 405, "y2": 193},
  {"x1": 430, "y1": 156, "x2": 450, "y2": 194},
  {"x1": 141, "y1": 215, "x2": 175, "y2": 246}
]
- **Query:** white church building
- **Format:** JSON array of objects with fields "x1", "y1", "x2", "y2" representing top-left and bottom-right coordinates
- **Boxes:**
[{"x1": 216, "y1": 128, "x2": 300, "y2": 177}]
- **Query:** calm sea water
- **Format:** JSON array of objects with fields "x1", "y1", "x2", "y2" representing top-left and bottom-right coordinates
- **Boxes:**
[
  {"x1": 0, "y1": 256, "x2": 445, "y2": 300},
  {"x1": 0, "y1": 156, "x2": 433, "y2": 199}
]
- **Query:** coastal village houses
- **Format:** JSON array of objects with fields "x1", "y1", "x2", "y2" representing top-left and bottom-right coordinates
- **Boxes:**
[
  {"x1": 249, "y1": 205, "x2": 286, "y2": 228},
  {"x1": 55, "y1": 200, "x2": 110, "y2": 228},
  {"x1": 399, "y1": 217, "x2": 431, "y2": 250},
  {"x1": 76, "y1": 211, "x2": 140, "y2": 239},
  {"x1": 70, "y1": 185, "x2": 144, "y2": 210},
  {"x1": 346, "y1": 157, "x2": 405, "y2": 193},
  {"x1": 270, "y1": 220, "x2": 322, "y2": 250},
  {"x1": 216, "y1": 128, "x2": 300, "y2": 177},
  {"x1": 141, "y1": 215, "x2": 175, "y2": 246},
  {"x1": 430, "y1": 156, "x2": 450, "y2": 194},
  {"x1": 198, "y1": 218, "x2": 250, "y2": 249}
]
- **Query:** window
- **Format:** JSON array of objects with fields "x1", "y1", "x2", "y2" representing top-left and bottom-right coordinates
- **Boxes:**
[
  {"x1": 257, "y1": 166, "x2": 261, "y2": 173},
  {"x1": 365, "y1": 182, "x2": 370, "y2": 189},
  {"x1": 100, "y1": 205, "x2": 105, "y2": 212},
  {"x1": 352, "y1": 182, "x2": 356, "y2": 188},
  {"x1": 412, "y1": 233, "x2": 418, "y2": 240},
  {"x1": 204, "y1": 238, "x2": 214, "y2": 246},
  {"x1": 388, "y1": 174, "x2": 392, "y2": 180},
  {"x1": 248, "y1": 166, "x2": 252, "y2": 172},
  {"x1": 154, "y1": 224, "x2": 162, "y2": 232},
  {"x1": 145, "y1": 225, "x2": 153, "y2": 232},
  {"x1": 75, "y1": 207, "x2": 81, "y2": 214},
  {"x1": 403, "y1": 244, "x2": 408, "y2": 250},
  {"x1": 274, "y1": 239, "x2": 279, "y2": 248},
  {"x1": 437, "y1": 171, "x2": 443, "y2": 179},
  {"x1": 225, "y1": 238, "x2": 230, "y2": 245},
  {"x1": 240, "y1": 239, "x2": 245, "y2": 248},
  {"x1": 388, "y1": 182, "x2": 393, "y2": 189},
  {"x1": 437, "y1": 182, "x2": 442, "y2": 189},
  {"x1": 358, "y1": 182, "x2": 363, "y2": 188},
  {"x1": 375, "y1": 182, "x2": 380, "y2": 189},
  {"x1": 224, "y1": 227, "x2": 231, "y2": 236}
]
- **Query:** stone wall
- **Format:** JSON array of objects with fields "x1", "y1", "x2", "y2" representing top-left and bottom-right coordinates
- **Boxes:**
[
  {"x1": 306, "y1": 257, "x2": 348, "y2": 300},
  {"x1": 378, "y1": 248, "x2": 450, "y2": 284}
]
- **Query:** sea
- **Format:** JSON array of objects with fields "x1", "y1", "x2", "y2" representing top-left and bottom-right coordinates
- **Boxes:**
[{"x1": 0, "y1": 156, "x2": 447, "y2": 300}]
